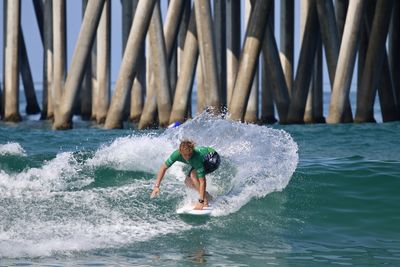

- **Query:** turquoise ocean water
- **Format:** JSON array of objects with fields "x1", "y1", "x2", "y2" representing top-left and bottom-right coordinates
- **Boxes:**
[{"x1": 1, "y1": 93, "x2": 400, "y2": 266}]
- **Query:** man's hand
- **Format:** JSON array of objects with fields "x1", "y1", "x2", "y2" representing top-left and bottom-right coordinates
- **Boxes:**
[
  {"x1": 150, "y1": 187, "x2": 160, "y2": 198},
  {"x1": 151, "y1": 164, "x2": 168, "y2": 199}
]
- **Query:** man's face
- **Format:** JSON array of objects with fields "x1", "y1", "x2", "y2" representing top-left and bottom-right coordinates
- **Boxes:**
[{"x1": 180, "y1": 149, "x2": 193, "y2": 161}]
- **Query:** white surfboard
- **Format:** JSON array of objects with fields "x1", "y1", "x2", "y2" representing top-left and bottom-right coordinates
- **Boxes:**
[{"x1": 176, "y1": 206, "x2": 213, "y2": 216}]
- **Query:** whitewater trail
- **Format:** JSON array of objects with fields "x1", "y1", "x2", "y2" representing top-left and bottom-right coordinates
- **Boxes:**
[
  {"x1": 88, "y1": 112, "x2": 298, "y2": 216},
  {"x1": 0, "y1": 113, "x2": 298, "y2": 257}
]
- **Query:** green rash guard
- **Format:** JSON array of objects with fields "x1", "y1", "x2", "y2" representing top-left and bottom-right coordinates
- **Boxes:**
[{"x1": 165, "y1": 146, "x2": 216, "y2": 178}]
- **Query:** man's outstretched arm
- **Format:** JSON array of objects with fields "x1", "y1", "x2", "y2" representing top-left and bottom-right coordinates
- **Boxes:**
[{"x1": 150, "y1": 163, "x2": 168, "y2": 198}]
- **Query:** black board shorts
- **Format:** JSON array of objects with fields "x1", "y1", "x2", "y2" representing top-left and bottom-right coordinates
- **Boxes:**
[{"x1": 188, "y1": 151, "x2": 221, "y2": 178}]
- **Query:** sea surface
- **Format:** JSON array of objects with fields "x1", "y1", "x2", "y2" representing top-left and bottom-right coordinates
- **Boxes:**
[{"x1": 1, "y1": 93, "x2": 400, "y2": 266}]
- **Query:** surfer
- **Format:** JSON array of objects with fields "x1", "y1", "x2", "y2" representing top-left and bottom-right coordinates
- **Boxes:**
[{"x1": 150, "y1": 139, "x2": 220, "y2": 210}]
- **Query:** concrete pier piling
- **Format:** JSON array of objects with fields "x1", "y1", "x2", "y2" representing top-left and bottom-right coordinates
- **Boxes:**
[
  {"x1": 226, "y1": 0, "x2": 241, "y2": 111},
  {"x1": 280, "y1": 0, "x2": 294, "y2": 97},
  {"x1": 4, "y1": 0, "x2": 21, "y2": 122},
  {"x1": 260, "y1": 56, "x2": 277, "y2": 124},
  {"x1": 52, "y1": 0, "x2": 66, "y2": 120},
  {"x1": 390, "y1": 1, "x2": 400, "y2": 115},
  {"x1": 88, "y1": 37, "x2": 97, "y2": 121},
  {"x1": 80, "y1": 0, "x2": 96, "y2": 121},
  {"x1": 32, "y1": 0, "x2": 44, "y2": 44},
  {"x1": 229, "y1": 0, "x2": 272, "y2": 122},
  {"x1": 316, "y1": 0, "x2": 352, "y2": 122},
  {"x1": 335, "y1": 0, "x2": 348, "y2": 41},
  {"x1": 327, "y1": 0, "x2": 365, "y2": 124},
  {"x1": 244, "y1": 0, "x2": 259, "y2": 124},
  {"x1": 42, "y1": 0, "x2": 53, "y2": 120},
  {"x1": 260, "y1": 2, "x2": 278, "y2": 124},
  {"x1": 357, "y1": 0, "x2": 398, "y2": 123},
  {"x1": 139, "y1": 0, "x2": 185, "y2": 129},
  {"x1": 149, "y1": 2, "x2": 172, "y2": 127},
  {"x1": 196, "y1": 59, "x2": 206, "y2": 114},
  {"x1": 96, "y1": 0, "x2": 111, "y2": 124},
  {"x1": 138, "y1": 52, "x2": 157, "y2": 129},
  {"x1": 121, "y1": 0, "x2": 145, "y2": 123},
  {"x1": 169, "y1": 5, "x2": 198, "y2": 124},
  {"x1": 304, "y1": 39, "x2": 324, "y2": 124},
  {"x1": 262, "y1": 22, "x2": 290, "y2": 123},
  {"x1": 194, "y1": 0, "x2": 220, "y2": 111},
  {"x1": 2, "y1": 0, "x2": 400, "y2": 127},
  {"x1": 165, "y1": 0, "x2": 185, "y2": 97},
  {"x1": 19, "y1": 30, "x2": 41, "y2": 115},
  {"x1": 287, "y1": 0, "x2": 319, "y2": 124},
  {"x1": 104, "y1": 0, "x2": 156, "y2": 129},
  {"x1": 214, "y1": 0, "x2": 227, "y2": 106},
  {"x1": 355, "y1": 0, "x2": 394, "y2": 123},
  {"x1": 53, "y1": 0, "x2": 106, "y2": 129}
]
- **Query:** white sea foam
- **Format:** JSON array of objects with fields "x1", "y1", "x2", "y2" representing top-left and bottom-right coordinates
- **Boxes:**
[
  {"x1": 0, "y1": 181, "x2": 190, "y2": 258},
  {"x1": 0, "y1": 112, "x2": 298, "y2": 257},
  {"x1": 0, "y1": 146, "x2": 188, "y2": 258},
  {"x1": 87, "y1": 134, "x2": 175, "y2": 173},
  {"x1": 0, "y1": 142, "x2": 27, "y2": 156},
  {"x1": 0, "y1": 152, "x2": 92, "y2": 196}
]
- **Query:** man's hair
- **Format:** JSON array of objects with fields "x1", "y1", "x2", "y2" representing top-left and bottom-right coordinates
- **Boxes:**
[{"x1": 179, "y1": 139, "x2": 195, "y2": 153}]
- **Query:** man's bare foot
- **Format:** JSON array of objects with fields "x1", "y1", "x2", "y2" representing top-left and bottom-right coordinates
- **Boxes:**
[{"x1": 194, "y1": 202, "x2": 204, "y2": 210}]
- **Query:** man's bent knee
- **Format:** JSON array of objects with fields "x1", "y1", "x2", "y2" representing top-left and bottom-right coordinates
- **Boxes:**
[{"x1": 185, "y1": 176, "x2": 195, "y2": 188}]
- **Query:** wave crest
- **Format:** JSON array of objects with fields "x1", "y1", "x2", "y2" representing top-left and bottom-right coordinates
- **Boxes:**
[{"x1": 0, "y1": 142, "x2": 27, "y2": 156}]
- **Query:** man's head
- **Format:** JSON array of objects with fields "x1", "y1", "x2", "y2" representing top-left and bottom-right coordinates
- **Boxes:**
[{"x1": 179, "y1": 139, "x2": 195, "y2": 160}]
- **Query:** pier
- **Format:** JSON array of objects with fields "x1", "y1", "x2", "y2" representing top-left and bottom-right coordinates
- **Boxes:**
[{"x1": 0, "y1": 0, "x2": 399, "y2": 129}]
